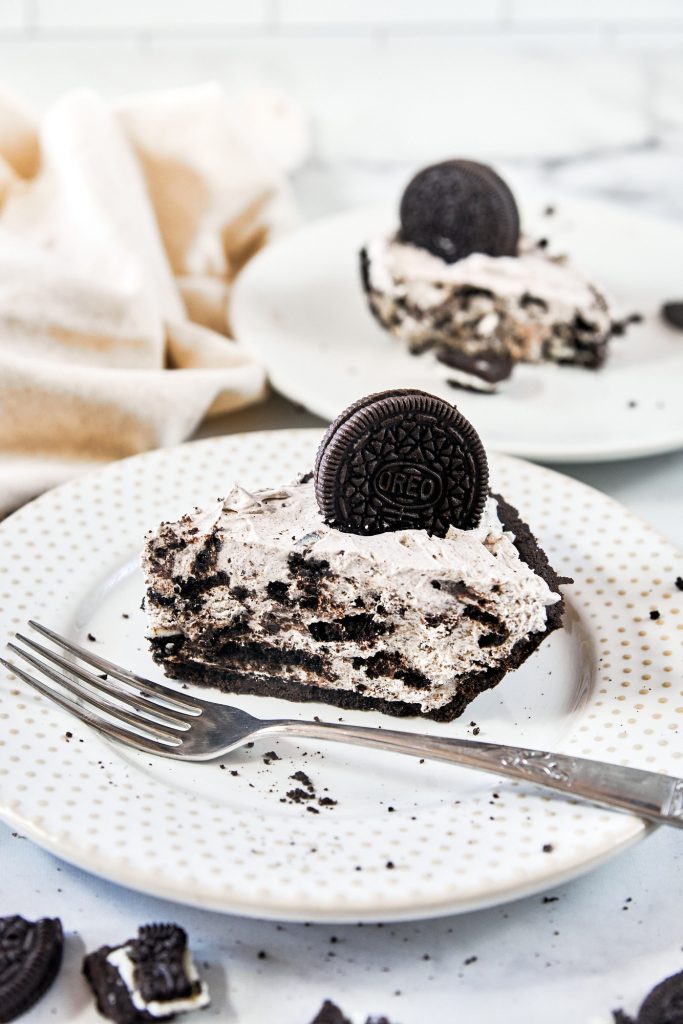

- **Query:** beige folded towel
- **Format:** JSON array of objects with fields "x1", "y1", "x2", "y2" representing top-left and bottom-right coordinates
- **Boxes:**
[{"x1": 0, "y1": 83, "x2": 308, "y2": 516}]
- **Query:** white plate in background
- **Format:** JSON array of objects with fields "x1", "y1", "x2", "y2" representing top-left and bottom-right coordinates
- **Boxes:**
[{"x1": 232, "y1": 197, "x2": 683, "y2": 462}]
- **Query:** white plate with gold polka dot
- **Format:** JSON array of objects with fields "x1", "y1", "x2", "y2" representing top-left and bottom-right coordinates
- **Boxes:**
[{"x1": 0, "y1": 430, "x2": 681, "y2": 922}]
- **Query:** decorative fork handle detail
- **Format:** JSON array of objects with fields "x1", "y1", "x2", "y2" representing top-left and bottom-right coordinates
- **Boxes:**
[{"x1": 266, "y1": 720, "x2": 683, "y2": 829}]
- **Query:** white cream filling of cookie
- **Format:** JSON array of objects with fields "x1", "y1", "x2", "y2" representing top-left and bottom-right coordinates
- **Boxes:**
[
  {"x1": 432, "y1": 363, "x2": 498, "y2": 393},
  {"x1": 106, "y1": 946, "x2": 210, "y2": 1017},
  {"x1": 143, "y1": 481, "x2": 561, "y2": 713}
]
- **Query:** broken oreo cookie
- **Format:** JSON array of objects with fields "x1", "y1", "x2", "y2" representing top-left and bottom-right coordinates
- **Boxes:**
[
  {"x1": 314, "y1": 389, "x2": 488, "y2": 537},
  {"x1": 309, "y1": 1002, "x2": 394, "y2": 1024},
  {"x1": 83, "y1": 922, "x2": 209, "y2": 1023},
  {"x1": 613, "y1": 967, "x2": 683, "y2": 1024},
  {"x1": 310, "y1": 1002, "x2": 352, "y2": 1024},
  {"x1": 436, "y1": 345, "x2": 514, "y2": 392},
  {"x1": 0, "y1": 915, "x2": 63, "y2": 1023},
  {"x1": 661, "y1": 301, "x2": 683, "y2": 331},
  {"x1": 399, "y1": 159, "x2": 520, "y2": 264}
]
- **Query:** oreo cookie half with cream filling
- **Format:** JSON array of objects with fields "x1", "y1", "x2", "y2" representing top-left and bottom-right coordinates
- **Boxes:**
[
  {"x1": 361, "y1": 159, "x2": 627, "y2": 391},
  {"x1": 83, "y1": 923, "x2": 209, "y2": 1024},
  {"x1": 142, "y1": 391, "x2": 569, "y2": 722}
]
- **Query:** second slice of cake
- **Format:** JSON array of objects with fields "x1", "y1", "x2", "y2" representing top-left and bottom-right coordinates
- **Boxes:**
[{"x1": 360, "y1": 160, "x2": 633, "y2": 392}]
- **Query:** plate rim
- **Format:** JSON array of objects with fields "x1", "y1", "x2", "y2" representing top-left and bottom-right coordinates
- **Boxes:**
[
  {"x1": 0, "y1": 800, "x2": 651, "y2": 923},
  {"x1": 0, "y1": 430, "x2": 680, "y2": 922}
]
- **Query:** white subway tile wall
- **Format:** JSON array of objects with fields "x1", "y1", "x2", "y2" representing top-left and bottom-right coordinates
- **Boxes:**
[
  {"x1": 34, "y1": 0, "x2": 271, "y2": 31},
  {"x1": 0, "y1": 0, "x2": 25, "y2": 30},
  {"x1": 0, "y1": 0, "x2": 681, "y2": 219},
  {"x1": 276, "y1": 0, "x2": 504, "y2": 27},
  {"x1": 511, "y1": 0, "x2": 683, "y2": 24},
  {"x1": 4, "y1": 0, "x2": 681, "y2": 34}
]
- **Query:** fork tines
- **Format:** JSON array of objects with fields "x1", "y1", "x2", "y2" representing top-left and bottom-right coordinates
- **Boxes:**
[{"x1": 1, "y1": 622, "x2": 199, "y2": 755}]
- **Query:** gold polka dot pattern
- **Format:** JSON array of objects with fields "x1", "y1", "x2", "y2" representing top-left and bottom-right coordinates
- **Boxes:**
[{"x1": 0, "y1": 431, "x2": 681, "y2": 922}]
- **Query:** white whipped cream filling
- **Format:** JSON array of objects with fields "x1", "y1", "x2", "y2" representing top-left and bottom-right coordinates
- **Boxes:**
[
  {"x1": 107, "y1": 946, "x2": 210, "y2": 1018},
  {"x1": 144, "y1": 481, "x2": 561, "y2": 712},
  {"x1": 367, "y1": 236, "x2": 605, "y2": 311}
]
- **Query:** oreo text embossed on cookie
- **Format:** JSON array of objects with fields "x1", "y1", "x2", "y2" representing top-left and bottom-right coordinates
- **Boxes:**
[{"x1": 314, "y1": 389, "x2": 489, "y2": 536}]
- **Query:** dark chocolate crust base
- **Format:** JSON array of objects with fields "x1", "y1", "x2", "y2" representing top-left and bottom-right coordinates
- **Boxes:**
[{"x1": 150, "y1": 496, "x2": 569, "y2": 723}]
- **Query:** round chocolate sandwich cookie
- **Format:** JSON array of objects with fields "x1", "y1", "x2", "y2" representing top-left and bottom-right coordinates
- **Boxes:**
[
  {"x1": 635, "y1": 968, "x2": 683, "y2": 1024},
  {"x1": 661, "y1": 300, "x2": 683, "y2": 331},
  {"x1": 314, "y1": 389, "x2": 488, "y2": 537},
  {"x1": 399, "y1": 159, "x2": 520, "y2": 264},
  {"x1": 314, "y1": 389, "x2": 417, "y2": 479},
  {"x1": 0, "y1": 915, "x2": 63, "y2": 1023}
]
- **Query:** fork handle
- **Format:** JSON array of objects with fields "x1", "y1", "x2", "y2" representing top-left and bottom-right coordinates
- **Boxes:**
[{"x1": 267, "y1": 720, "x2": 683, "y2": 829}]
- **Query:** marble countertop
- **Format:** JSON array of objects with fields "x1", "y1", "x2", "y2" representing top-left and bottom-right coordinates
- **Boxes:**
[
  {"x1": 3, "y1": 158, "x2": 683, "y2": 1022},
  {"x1": 3, "y1": 822, "x2": 681, "y2": 1024}
]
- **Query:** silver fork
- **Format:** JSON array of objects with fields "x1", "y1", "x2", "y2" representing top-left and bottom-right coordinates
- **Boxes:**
[{"x1": 3, "y1": 621, "x2": 683, "y2": 830}]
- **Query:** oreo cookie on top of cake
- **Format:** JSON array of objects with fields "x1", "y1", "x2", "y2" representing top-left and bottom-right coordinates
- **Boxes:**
[
  {"x1": 361, "y1": 160, "x2": 632, "y2": 392},
  {"x1": 143, "y1": 390, "x2": 569, "y2": 723}
]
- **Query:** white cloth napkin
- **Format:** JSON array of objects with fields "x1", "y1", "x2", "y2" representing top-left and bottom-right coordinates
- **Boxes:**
[{"x1": 0, "y1": 83, "x2": 309, "y2": 516}]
